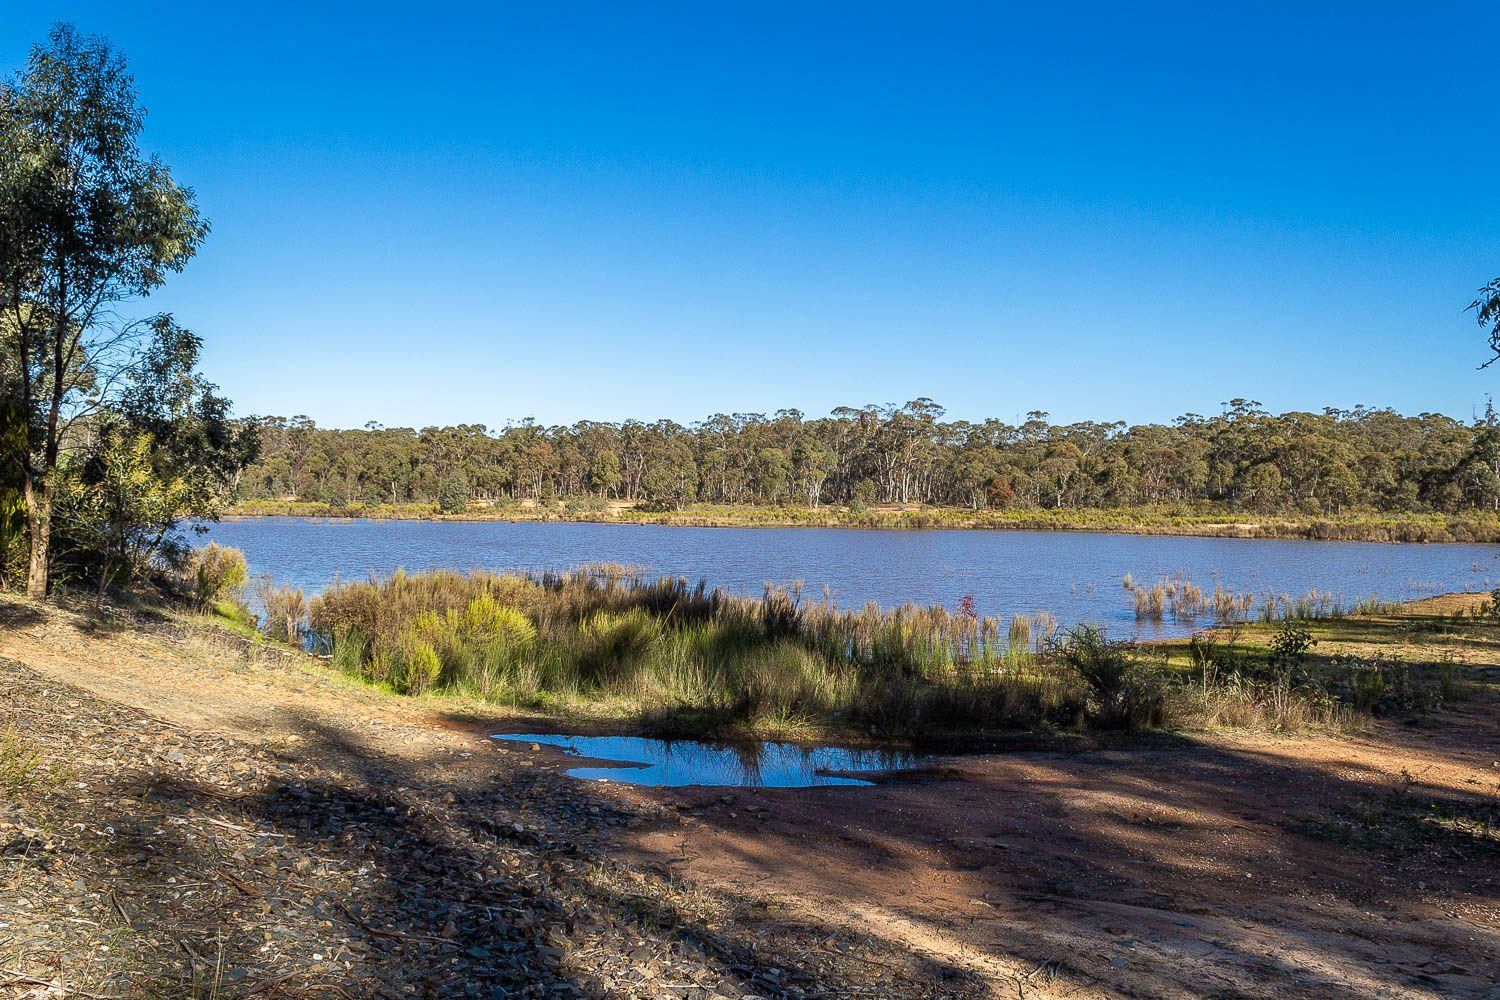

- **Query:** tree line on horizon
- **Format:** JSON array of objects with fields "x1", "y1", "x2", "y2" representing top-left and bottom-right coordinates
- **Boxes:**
[{"x1": 237, "y1": 398, "x2": 1500, "y2": 516}]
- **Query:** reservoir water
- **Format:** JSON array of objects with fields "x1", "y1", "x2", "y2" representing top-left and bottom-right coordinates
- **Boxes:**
[{"x1": 199, "y1": 517, "x2": 1500, "y2": 638}]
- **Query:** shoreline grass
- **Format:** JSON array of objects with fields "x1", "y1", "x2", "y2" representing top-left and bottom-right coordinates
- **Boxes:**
[
  {"x1": 224, "y1": 498, "x2": 1500, "y2": 544},
  {"x1": 292, "y1": 565, "x2": 1415, "y2": 743}
]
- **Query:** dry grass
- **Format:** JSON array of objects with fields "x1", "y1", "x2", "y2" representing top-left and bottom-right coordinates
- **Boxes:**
[{"x1": 1155, "y1": 593, "x2": 1500, "y2": 730}]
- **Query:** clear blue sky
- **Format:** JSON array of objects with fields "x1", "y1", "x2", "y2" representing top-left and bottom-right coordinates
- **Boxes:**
[{"x1": 6, "y1": 3, "x2": 1497, "y2": 429}]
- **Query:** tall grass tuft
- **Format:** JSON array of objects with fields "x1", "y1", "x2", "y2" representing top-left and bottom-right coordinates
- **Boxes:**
[{"x1": 256, "y1": 578, "x2": 308, "y2": 645}]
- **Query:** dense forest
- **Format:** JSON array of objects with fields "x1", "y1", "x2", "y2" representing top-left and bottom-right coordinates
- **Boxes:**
[{"x1": 236, "y1": 398, "x2": 1500, "y2": 516}]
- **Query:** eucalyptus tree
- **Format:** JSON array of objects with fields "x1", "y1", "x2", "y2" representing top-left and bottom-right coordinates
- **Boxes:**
[
  {"x1": 1473, "y1": 277, "x2": 1500, "y2": 369},
  {"x1": 1, "y1": 25, "x2": 207, "y2": 596}
]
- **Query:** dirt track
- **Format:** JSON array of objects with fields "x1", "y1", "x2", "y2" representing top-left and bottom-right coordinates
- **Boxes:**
[
  {"x1": 617, "y1": 717, "x2": 1500, "y2": 998},
  {"x1": 3, "y1": 599, "x2": 1498, "y2": 998}
]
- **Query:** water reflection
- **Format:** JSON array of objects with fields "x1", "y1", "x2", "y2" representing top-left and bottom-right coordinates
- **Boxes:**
[{"x1": 490, "y1": 733, "x2": 929, "y2": 787}]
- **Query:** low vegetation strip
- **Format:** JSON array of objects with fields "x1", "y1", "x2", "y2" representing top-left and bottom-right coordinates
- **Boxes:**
[
  {"x1": 297, "y1": 564, "x2": 1430, "y2": 742},
  {"x1": 226, "y1": 498, "x2": 1500, "y2": 543}
]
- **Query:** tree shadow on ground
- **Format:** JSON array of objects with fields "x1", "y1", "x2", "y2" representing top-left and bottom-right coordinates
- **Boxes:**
[
  {"x1": 647, "y1": 728, "x2": 1500, "y2": 999},
  {"x1": 80, "y1": 703, "x2": 985, "y2": 998},
  {"x1": 0, "y1": 600, "x2": 45, "y2": 629}
]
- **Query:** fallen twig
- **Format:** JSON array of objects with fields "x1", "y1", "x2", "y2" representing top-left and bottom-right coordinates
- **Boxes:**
[
  {"x1": 107, "y1": 890, "x2": 133, "y2": 929},
  {"x1": 214, "y1": 866, "x2": 262, "y2": 898}
]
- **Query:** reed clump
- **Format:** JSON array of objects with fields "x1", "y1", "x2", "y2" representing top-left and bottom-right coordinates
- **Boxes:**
[
  {"x1": 303, "y1": 565, "x2": 1398, "y2": 739},
  {"x1": 256, "y1": 577, "x2": 308, "y2": 645},
  {"x1": 1122, "y1": 572, "x2": 1365, "y2": 627},
  {"x1": 183, "y1": 543, "x2": 250, "y2": 613}
]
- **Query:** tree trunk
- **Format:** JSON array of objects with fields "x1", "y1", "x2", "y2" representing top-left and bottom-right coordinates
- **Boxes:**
[{"x1": 24, "y1": 475, "x2": 50, "y2": 599}]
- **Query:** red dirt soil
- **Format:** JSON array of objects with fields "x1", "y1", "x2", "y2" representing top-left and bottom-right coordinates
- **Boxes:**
[{"x1": 604, "y1": 714, "x2": 1500, "y2": 998}]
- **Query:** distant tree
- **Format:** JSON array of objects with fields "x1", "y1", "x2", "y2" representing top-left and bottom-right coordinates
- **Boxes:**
[
  {"x1": 849, "y1": 479, "x2": 879, "y2": 512},
  {"x1": 0, "y1": 25, "x2": 207, "y2": 597},
  {"x1": 437, "y1": 470, "x2": 469, "y2": 514},
  {"x1": 588, "y1": 450, "x2": 622, "y2": 498},
  {"x1": 1472, "y1": 277, "x2": 1500, "y2": 369},
  {"x1": 641, "y1": 440, "x2": 697, "y2": 511},
  {"x1": 790, "y1": 439, "x2": 834, "y2": 506},
  {"x1": 749, "y1": 447, "x2": 791, "y2": 503},
  {"x1": 1460, "y1": 400, "x2": 1500, "y2": 510},
  {"x1": 1243, "y1": 462, "x2": 1285, "y2": 512},
  {"x1": 228, "y1": 399, "x2": 1500, "y2": 520}
]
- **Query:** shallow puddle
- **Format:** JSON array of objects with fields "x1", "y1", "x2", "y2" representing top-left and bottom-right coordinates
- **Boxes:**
[{"x1": 490, "y1": 733, "x2": 931, "y2": 787}]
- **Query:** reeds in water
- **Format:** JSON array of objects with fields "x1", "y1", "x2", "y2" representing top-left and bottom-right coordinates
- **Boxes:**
[
  {"x1": 1124, "y1": 572, "x2": 1253, "y2": 624},
  {"x1": 255, "y1": 577, "x2": 308, "y2": 644}
]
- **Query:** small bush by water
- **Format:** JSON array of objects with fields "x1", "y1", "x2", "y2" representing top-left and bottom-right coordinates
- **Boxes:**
[{"x1": 183, "y1": 543, "x2": 249, "y2": 612}]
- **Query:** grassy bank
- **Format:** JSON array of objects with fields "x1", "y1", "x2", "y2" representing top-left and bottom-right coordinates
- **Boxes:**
[
  {"x1": 226, "y1": 498, "x2": 1500, "y2": 543},
  {"x1": 294, "y1": 565, "x2": 1485, "y2": 743},
  {"x1": 307, "y1": 566, "x2": 1094, "y2": 741},
  {"x1": 1157, "y1": 592, "x2": 1500, "y2": 714}
]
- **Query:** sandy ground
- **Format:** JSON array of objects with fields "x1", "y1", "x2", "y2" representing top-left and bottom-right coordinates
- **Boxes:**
[{"x1": 3, "y1": 600, "x2": 1498, "y2": 998}]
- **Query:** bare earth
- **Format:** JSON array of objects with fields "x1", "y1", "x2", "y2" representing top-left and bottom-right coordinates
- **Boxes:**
[{"x1": 2, "y1": 599, "x2": 1497, "y2": 998}]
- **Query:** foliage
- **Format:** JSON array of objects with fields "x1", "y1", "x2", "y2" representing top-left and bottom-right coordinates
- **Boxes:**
[
  {"x1": 1051, "y1": 625, "x2": 1166, "y2": 729},
  {"x1": 52, "y1": 426, "x2": 213, "y2": 601},
  {"x1": 0, "y1": 25, "x2": 253, "y2": 599},
  {"x1": 437, "y1": 470, "x2": 469, "y2": 514},
  {"x1": 255, "y1": 578, "x2": 307, "y2": 645},
  {"x1": 1268, "y1": 620, "x2": 1317, "y2": 674},
  {"x1": 308, "y1": 566, "x2": 1129, "y2": 738},
  {"x1": 0, "y1": 726, "x2": 69, "y2": 796},
  {"x1": 1472, "y1": 276, "x2": 1500, "y2": 370},
  {"x1": 0, "y1": 24, "x2": 212, "y2": 596}
]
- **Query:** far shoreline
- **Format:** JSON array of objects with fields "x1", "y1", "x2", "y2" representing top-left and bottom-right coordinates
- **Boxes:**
[{"x1": 221, "y1": 500, "x2": 1500, "y2": 545}]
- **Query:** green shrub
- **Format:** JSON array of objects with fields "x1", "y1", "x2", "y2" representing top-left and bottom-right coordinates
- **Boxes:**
[
  {"x1": 188, "y1": 543, "x2": 249, "y2": 611},
  {"x1": 398, "y1": 637, "x2": 443, "y2": 694},
  {"x1": 575, "y1": 609, "x2": 663, "y2": 687},
  {"x1": 1052, "y1": 625, "x2": 1164, "y2": 729},
  {"x1": 461, "y1": 592, "x2": 536, "y2": 645},
  {"x1": 1269, "y1": 621, "x2": 1317, "y2": 674},
  {"x1": 0, "y1": 727, "x2": 69, "y2": 796},
  {"x1": 728, "y1": 641, "x2": 849, "y2": 719}
]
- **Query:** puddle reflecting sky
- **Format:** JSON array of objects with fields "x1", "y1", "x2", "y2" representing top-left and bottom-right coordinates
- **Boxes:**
[{"x1": 490, "y1": 733, "x2": 930, "y2": 787}]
